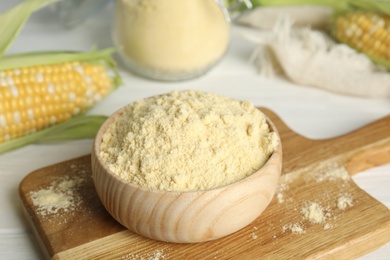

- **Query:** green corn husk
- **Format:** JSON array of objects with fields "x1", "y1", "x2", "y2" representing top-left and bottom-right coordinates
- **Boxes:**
[
  {"x1": 0, "y1": 0, "x2": 59, "y2": 57},
  {"x1": 369, "y1": 55, "x2": 390, "y2": 72},
  {"x1": 225, "y1": 0, "x2": 348, "y2": 13},
  {"x1": 0, "y1": 48, "x2": 115, "y2": 70},
  {"x1": 346, "y1": 0, "x2": 390, "y2": 16},
  {"x1": 226, "y1": 0, "x2": 390, "y2": 14},
  {"x1": 0, "y1": 115, "x2": 108, "y2": 154},
  {"x1": 0, "y1": 47, "x2": 122, "y2": 90},
  {"x1": 0, "y1": 0, "x2": 122, "y2": 153}
]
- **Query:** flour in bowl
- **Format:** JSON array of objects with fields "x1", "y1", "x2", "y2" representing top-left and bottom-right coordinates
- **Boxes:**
[{"x1": 99, "y1": 90, "x2": 279, "y2": 192}]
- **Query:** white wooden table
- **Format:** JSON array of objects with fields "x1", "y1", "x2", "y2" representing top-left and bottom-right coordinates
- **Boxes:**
[{"x1": 0, "y1": 1, "x2": 389, "y2": 259}]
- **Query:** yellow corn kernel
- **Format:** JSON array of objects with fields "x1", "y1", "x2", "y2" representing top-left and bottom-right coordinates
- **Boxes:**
[
  {"x1": 333, "y1": 11, "x2": 390, "y2": 61},
  {"x1": 0, "y1": 61, "x2": 114, "y2": 143}
]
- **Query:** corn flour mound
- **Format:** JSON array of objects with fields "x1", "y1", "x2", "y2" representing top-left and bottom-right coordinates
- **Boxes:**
[{"x1": 99, "y1": 90, "x2": 279, "y2": 192}]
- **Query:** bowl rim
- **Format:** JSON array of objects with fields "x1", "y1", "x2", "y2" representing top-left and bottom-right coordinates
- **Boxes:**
[{"x1": 92, "y1": 105, "x2": 282, "y2": 195}]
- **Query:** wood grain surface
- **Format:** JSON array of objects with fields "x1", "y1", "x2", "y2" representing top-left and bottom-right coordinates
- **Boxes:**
[{"x1": 19, "y1": 108, "x2": 390, "y2": 260}]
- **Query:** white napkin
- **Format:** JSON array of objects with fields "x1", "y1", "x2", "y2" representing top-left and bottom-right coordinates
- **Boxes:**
[{"x1": 239, "y1": 7, "x2": 390, "y2": 98}]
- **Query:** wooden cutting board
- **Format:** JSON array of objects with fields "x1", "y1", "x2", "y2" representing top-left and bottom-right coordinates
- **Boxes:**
[{"x1": 19, "y1": 108, "x2": 390, "y2": 260}]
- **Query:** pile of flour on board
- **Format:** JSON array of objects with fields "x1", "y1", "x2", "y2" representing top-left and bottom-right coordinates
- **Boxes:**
[
  {"x1": 99, "y1": 90, "x2": 279, "y2": 192},
  {"x1": 29, "y1": 175, "x2": 84, "y2": 216},
  {"x1": 29, "y1": 164, "x2": 87, "y2": 216}
]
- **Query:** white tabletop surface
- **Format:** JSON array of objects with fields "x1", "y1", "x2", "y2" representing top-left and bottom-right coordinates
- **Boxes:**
[{"x1": 0, "y1": 1, "x2": 389, "y2": 259}]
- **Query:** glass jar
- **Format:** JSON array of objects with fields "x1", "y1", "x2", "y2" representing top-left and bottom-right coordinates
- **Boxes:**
[{"x1": 113, "y1": 0, "x2": 251, "y2": 81}]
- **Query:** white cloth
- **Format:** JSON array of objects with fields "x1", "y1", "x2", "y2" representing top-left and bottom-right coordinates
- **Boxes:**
[{"x1": 243, "y1": 16, "x2": 390, "y2": 98}]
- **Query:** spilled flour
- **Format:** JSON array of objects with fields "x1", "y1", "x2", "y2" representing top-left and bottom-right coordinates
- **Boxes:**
[
  {"x1": 250, "y1": 226, "x2": 259, "y2": 240},
  {"x1": 275, "y1": 165, "x2": 355, "y2": 235},
  {"x1": 336, "y1": 194, "x2": 354, "y2": 210},
  {"x1": 29, "y1": 176, "x2": 84, "y2": 216},
  {"x1": 282, "y1": 223, "x2": 306, "y2": 235},
  {"x1": 301, "y1": 202, "x2": 330, "y2": 224},
  {"x1": 314, "y1": 166, "x2": 350, "y2": 182},
  {"x1": 323, "y1": 223, "x2": 332, "y2": 230},
  {"x1": 275, "y1": 182, "x2": 289, "y2": 204},
  {"x1": 122, "y1": 250, "x2": 165, "y2": 260}
]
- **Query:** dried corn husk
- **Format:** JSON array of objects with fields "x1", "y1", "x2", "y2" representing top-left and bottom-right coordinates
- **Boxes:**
[{"x1": 245, "y1": 18, "x2": 390, "y2": 98}]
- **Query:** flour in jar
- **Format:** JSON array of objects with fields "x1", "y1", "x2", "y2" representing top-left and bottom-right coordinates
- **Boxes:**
[{"x1": 113, "y1": 0, "x2": 230, "y2": 77}]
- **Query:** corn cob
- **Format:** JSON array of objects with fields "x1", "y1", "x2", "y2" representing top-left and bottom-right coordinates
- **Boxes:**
[
  {"x1": 0, "y1": 57, "x2": 117, "y2": 143},
  {"x1": 332, "y1": 11, "x2": 390, "y2": 69},
  {"x1": 0, "y1": 0, "x2": 123, "y2": 153}
]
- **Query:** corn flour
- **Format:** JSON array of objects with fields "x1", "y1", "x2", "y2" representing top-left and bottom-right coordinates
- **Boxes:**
[
  {"x1": 99, "y1": 90, "x2": 279, "y2": 192},
  {"x1": 114, "y1": 0, "x2": 229, "y2": 74}
]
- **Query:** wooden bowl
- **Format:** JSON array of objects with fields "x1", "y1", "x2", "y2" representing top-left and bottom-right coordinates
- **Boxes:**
[{"x1": 91, "y1": 108, "x2": 282, "y2": 243}]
